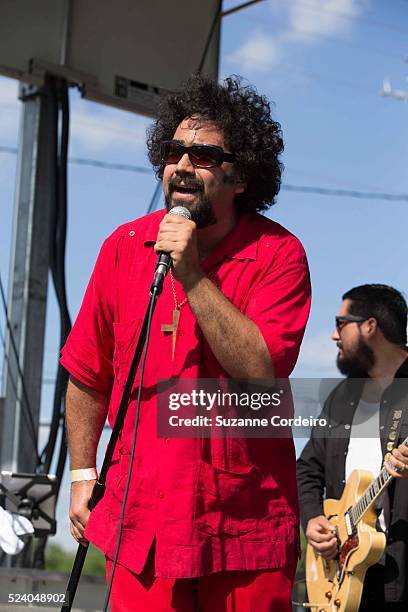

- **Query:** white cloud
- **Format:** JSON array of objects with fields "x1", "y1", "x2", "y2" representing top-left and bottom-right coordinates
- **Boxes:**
[
  {"x1": 293, "y1": 332, "x2": 339, "y2": 376},
  {"x1": 227, "y1": 32, "x2": 282, "y2": 73},
  {"x1": 229, "y1": 0, "x2": 363, "y2": 74},
  {"x1": 286, "y1": 0, "x2": 362, "y2": 43},
  {"x1": 70, "y1": 101, "x2": 148, "y2": 155}
]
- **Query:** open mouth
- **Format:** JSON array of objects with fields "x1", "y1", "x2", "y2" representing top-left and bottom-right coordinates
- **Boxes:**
[
  {"x1": 172, "y1": 185, "x2": 201, "y2": 194},
  {"x1": 171, "y1": 186, "x2": 202, "y2": 199}
]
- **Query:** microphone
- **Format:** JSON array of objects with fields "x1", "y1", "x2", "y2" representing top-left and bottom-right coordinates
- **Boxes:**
[{"x1": 150, "y1": 206, "x2": 192, "y2": 296}]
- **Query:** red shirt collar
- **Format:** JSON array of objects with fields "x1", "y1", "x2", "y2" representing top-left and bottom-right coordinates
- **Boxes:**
[{"x1": 143, "y1": 209, "x2": 259, "y2": 271}]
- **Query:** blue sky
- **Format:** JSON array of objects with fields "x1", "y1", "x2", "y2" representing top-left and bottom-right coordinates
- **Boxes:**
[{"x1": 1, "y1": 0, "x2": 408, "y2": 549}]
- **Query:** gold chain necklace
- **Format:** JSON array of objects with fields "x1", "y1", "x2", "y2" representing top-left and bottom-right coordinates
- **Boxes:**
[{"x1": 170, "y1": 269, "x2": 188, "y2": 310}]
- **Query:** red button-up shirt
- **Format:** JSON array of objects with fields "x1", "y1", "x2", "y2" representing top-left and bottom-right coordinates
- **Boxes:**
[{"x1": 61, "y1": 210, "x2": 311, "y2": 578}]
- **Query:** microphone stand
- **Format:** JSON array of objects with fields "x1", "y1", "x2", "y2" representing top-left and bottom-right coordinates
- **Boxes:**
[{"x1": 61, "y1": 284, "x2": 160, "y2": 612}]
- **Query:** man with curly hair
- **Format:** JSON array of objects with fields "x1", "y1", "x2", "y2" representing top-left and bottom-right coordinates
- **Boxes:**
[{"x1": 62, "y1": 74, "x2": 311, "y2": 610}]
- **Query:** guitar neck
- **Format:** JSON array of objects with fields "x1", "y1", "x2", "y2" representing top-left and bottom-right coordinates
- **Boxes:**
[{"x1": 351, "y1": 435, "x2": 408, "y2": 526}]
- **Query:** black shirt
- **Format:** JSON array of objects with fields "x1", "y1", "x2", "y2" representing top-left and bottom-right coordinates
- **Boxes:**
[{"x1": 297, "y1": 358, "x2": 408, "y2": 603}]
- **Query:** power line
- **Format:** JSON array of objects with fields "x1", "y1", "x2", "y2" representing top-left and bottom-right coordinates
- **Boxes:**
[
  {"x1": 68, "y1": 156, "x2": 151, "y2": 174},
  {"x1": 0, "y1": 103, "x2": 147, "y2": 144},
  {"x1": 281, "y1": 184, "x2": 408, "y2": 202},
  {"x1": 0, "y1": 146, "x2": 151, "y2": 174},
  {"x1": 1, "y1": 144, "x2": 407, "y2": 203},
  {"x1": 0, "y1": 145, "x2": 18, "y2": 154}
]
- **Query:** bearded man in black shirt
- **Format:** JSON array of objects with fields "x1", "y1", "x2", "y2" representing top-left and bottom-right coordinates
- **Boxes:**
[{"x1": 297, "y1": 284, "x2": 408, "y2": 611}]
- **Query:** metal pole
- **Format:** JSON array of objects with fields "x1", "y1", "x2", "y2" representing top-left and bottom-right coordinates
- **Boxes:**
[{"x1": 0, "y1": 81, "x2": 54, "y2": 474}]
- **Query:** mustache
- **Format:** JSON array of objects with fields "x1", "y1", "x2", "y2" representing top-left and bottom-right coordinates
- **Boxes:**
[{"x1": 169, "y1": 176, "x2": 204, "y2": 192}]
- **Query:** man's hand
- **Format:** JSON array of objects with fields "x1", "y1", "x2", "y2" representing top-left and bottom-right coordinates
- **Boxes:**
[
  {"x1": 306, "y1": 515, "x2": 338, "y2": 560},
  {"x1": 154, "y1": 214, "x2": 203, "y2": 289},
  {"x1": 66, "y1": 377, "x2": 108, "y2": 544},
  {"x1": 69, "y1": 480, "x2": 96, "y2": 545},
  {"x1": 155, "y1": 215, "x2": 274, "y2": 379},
  {"x1": 384, "y1": 441, "x2": 408, "y2": 479}
]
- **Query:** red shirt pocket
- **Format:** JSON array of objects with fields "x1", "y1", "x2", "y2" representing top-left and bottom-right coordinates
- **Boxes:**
[
  {"x1": 112, "y1": 319, "x2": 143, "y2": 387},
  {"x1": 193, "y1": 460, "x2": 265, "y2": 537}
]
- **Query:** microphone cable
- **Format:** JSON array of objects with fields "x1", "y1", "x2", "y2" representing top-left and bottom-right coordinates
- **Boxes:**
[{"x1": 102, "y1": 286, "x2": 158, "y2": 612}]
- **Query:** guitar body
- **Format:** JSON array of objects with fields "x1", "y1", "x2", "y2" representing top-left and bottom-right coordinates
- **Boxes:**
[{"x1": 306, "y1": 470, "x2": 386, "y2": 612}]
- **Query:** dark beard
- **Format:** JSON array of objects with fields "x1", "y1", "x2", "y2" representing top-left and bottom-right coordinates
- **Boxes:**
[
  {"x1": 165, "y1": 170, "x2": 238, "y2": 229},
  {"x1": 336, "y1": 336, "x2": 375, "y2": 377},
  {"x1": 165, "y1": 191, "x2": 216, "y2": 229}
]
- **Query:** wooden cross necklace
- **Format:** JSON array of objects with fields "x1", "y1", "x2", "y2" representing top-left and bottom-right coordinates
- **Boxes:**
[
  {"x1": 161, "y1": 262, "x2": 221, "y2": 359},
  {"x1": 161, "y1": 270, "x2": 188, "y2": 359}
]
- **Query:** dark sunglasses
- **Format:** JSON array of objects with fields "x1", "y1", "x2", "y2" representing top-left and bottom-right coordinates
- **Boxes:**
[
  {"x1": 335, "y1": 315, "x2": 368, "y2": 331},
  {"x1": 160, "y1": 140, "x2": 235, "y2": 169}
]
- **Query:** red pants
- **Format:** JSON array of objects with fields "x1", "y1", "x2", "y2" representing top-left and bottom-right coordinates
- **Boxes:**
[{"x1": 106, "y1": 552, "x2": 296, "y2": 612}]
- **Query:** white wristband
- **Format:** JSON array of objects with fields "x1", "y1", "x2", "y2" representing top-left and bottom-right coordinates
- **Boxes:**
[{"x1": 70, "y1": 468, "x2": 98, "y2": 482}]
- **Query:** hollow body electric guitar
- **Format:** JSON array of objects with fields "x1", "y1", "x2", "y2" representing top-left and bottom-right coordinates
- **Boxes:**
[{"x1": 306, "y1": 436, "x2": 408, "y2": 612}]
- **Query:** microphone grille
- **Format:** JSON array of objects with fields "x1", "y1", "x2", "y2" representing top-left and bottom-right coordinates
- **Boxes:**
[{"x1": 169, "y1": 206, "x2": 192, "y2": 220}]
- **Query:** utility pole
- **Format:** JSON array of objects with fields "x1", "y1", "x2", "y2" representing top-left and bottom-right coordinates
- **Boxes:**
[{"x1": 0, "y1": 81, "x2": 55, "y2": 474}]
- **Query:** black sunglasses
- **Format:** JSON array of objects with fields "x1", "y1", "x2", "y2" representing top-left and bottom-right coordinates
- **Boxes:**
[
  {"x1": 160, "y1": 140, "x2": 235, "y2": 169},
  {"x1": 335, "y1": 315, "x2": 368, "y2": 331}
]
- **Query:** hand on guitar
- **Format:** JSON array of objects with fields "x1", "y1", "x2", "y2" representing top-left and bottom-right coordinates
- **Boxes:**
[
  {"x1": 384, "y1": 441, "x2": 408, "y2": 479},
  {"x1": 306, "y1": 515, "x2": 338, "y2": 559}
]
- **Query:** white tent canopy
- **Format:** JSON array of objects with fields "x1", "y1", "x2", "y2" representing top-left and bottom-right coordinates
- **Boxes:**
[{"x1": 0, "y1": 0, "x2": 221, "y2": 116}]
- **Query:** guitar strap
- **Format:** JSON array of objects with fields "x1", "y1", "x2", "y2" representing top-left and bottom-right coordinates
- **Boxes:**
[
  {"x1": 384, "y1": 407, "x2": 406, "y2": 455},
  {"x1": 381, "y1": 396, "x2": 408, "y2": 532}
]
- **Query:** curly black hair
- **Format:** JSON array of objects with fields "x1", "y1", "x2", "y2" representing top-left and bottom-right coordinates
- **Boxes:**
[{"x1": 146, "y1": 74, "x2": 284, "y2": 213}]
